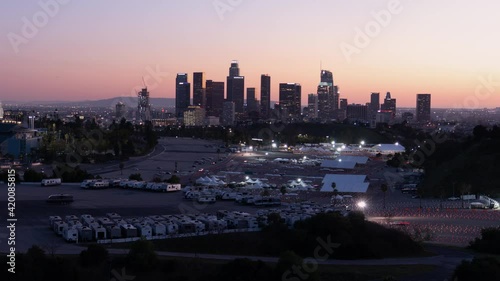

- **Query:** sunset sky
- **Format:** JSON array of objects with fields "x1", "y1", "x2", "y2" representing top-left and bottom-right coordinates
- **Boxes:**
[{"x1": 1, "y1": 0, "x2": 499, "y2": 108}]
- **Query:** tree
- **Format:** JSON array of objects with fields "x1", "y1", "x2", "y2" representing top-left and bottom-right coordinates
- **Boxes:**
[
  {"x1": 79, "y1": 244, "x2": 109, "y2": 267},
  {"x1": 453, "y1": 257, "x2": 500, "y2": 281},
  {"x1": 381, "y1": 183, "x2": 388, "y2": 209},
  {"x1": 166, "y1": 175, "x2": 180, "y2": 184},
  {"x1": 280, "y1": 185, "x2": 287, "y2": 195},
  {"x1": 129, "y1": 173, "x2": 142, "y2": 181},
  {"x1": 274, "y1": 251, "x2": 319, "y2": 281},
  {"x1": 127, "y1": 238, "x2": 158, "y2": 271},
  {"x1": 23, "y1": 169, "x2": 46, "y2": 182},
  {"x1": 331, "y1": 182, "x2": 338, "y2": 207}
]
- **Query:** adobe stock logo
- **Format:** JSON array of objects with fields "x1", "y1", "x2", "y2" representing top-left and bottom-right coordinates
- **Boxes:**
[
  {"x1": 213, "y1": 0, "x2": 243, "y2": 21},
  {"x1": 7, "y1": 0, "x2": 71, "y2": 54},
  {"x1": 340, "y1": 0, "x2": 403, "y2": 63}
]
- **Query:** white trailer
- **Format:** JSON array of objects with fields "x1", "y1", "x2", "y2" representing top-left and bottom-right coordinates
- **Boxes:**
[
  {"x1": 150, "y1": 222, "x2": 167, "y2": 236},
  {"x1": 49, "y1": 216, "x2": 62, "y2": 229},
  {"x1": 106, "y1": 225, "x2": 122, "y2": 239},
  {"x1": 166, "y1": 184, "x2": 181, "y2": 192},
  {"x1": 160, "y1": 221, "x2": 179, "y2": 234},
  {"x1": 63, "y1": 226, "x2": 79, "y2": 242},
  {"x1": 90, "y1": 180, "x2": 109, "y2": 189},
  {"x1": 78, "y1": 226, "x2": 93, "y2": 241},
  {"x1": 92, "y1": 225, "x2": 107, "y2": 240},
  {"x1": 41, "y1": 178, "x2": 62, "y2": 186},
  {"x1": 53, "y1": 221, "x2": 67, "y2": 236},
  {"x1": 120, "y1": 224, "x2": 138, "y2": 238},
  {"x1": 134, "y1": 223, "x2": 153, "y2": 238}
]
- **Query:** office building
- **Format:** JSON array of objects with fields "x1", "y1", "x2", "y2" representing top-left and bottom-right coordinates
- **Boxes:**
[
  {"x1": 369, "y1": 92, "x2": 380, "y2": 118},
  {"x1": 416, "y1": 94, "x2": 431, "y2": 122},
  {"x1": 175, "y1": 73, "x2": 190, "y2": 118},
  {"x1": 317, "y1": 70, "x2": 339, "y2": 121},
  {"x1": 381, "y1": 92, "x2": 396, "y2": 118},
  {"x1": 221, "y1": 101, "x2": 235, "y2": 126},
  {"x1": 226, "y1": 61, "x2": 245, "y2": 113},
  {"x1": 279, "y1": 83, "x2": 301, "y2": 120},
  {"x1": 260, "y1": 74, "x2": 271, "y2": 118},
  {"x1": 183, "y1": 106, "x2": 206, "y2": 126},
  {"x1": 307, "y1": 93, "x2": 318, "y2": 119},
  {"x1": 246, "y1": 87, "x2": 259, "y2": 113},
  {"x1": 205, "y1": 80, "x2": 224, "y2": 117},
  {"x1": 137, "y1": 87, "x2": 151, "y2": 122},
  {"x1": 346, "y1": 104, "x2": 368, "y2": 121},
  {"x1": 193, "y1": 72, "x2": 206, "y2": 108}
]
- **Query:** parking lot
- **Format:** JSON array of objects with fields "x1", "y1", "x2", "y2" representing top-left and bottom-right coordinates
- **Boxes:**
[{"x1": 2, "y1": 137, "x2": 500, "y2": 251}]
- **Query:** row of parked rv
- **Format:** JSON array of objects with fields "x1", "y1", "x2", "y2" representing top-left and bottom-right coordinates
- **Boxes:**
[
  {"x1": 49, "y1": 211, "x2": 259, "y2": 242},
  {"x1": 183, "y1": 186, "x2": 282, "y2": 206},
  {"x1": 49, "y1": 201, "x2": 349, "y2": 243},
  {"x1": 80, "y1": 179, "x2": 181, "y2": 192}
]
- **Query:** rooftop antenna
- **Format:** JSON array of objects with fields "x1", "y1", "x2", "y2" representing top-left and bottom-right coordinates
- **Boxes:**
[{"x1": 142, "y1": 76, "x2": 147, "y2": 89}]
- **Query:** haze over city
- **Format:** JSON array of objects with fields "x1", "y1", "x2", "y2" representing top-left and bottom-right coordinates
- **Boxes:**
[{"x1": 1, "y1": 0, "x2": 500, "y2": 107}]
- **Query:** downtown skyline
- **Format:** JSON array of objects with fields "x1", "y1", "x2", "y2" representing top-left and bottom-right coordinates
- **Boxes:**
[{"x1": 1, "y1": 0, "x2": 500, "y2": 108}]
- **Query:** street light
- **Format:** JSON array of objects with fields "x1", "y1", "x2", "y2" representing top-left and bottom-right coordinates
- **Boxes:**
[
  {"x1": 360, "y1": 140, "x2": 365, "y2": 145},
  {"x1": 357, "y1": 201, "x2": 367, "y2": 209}
]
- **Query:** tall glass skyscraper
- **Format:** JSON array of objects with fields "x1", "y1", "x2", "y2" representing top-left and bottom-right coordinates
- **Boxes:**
[
  {"x1": 416, "y1": 93, "x2": 431, "y2": 122},
  {"x1": 193, "y1": 72, "x2": 206, "y2": 108},
  {"x1": 226, "y1": 61, "x2": 245, "y2": 113},
  {"x1": 175, "y1": 73, "x2": 190, "y2": 118},
  {"x1": 260, "y1": 74, "x2": 271, "y2": 118}
]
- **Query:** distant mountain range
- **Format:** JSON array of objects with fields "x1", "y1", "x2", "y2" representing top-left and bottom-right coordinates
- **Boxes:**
[
  {"x1": 6, "y1": 97, "x2": 176, "y2": 108},
  {"x1": 5, "y1": 97, "x2": 281, "y2": 109}
]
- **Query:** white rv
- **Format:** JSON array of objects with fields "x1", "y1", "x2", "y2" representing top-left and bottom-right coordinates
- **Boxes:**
[
  {"x1": 63, "y1": 226, "x2": 78, "y2": 242},
  {"x1": 166, "y1": 184, "x2": 181, "y2": 192},
  {"x1": 89, "y1": 180, "x2": 109, "y2": 189},
  {"x1": 41, "y1": 178, "x2": 62, "y2": 186}
]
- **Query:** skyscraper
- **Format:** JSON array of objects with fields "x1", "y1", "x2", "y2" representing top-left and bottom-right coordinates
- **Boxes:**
[
  {"x1": 193, "y1": 72, "x2": 206, "y2": 108},
  {"x1": 260, "y1": 74, "x2": 271, "y2": 118},
  {"x1": 205, "y1": 80, "x2": 224, "y2": 117},
  {"x1": 226, "y1": 61, "x2": 245, "y2": 113},
  {"x1": 229, "y1": 61, "x2": 240, "y2": 77},
  {"x1": 175, "y1": 73, "x2": 191, "y2": 118},
  {"x1": 279, "y1": 83, "x2": 301, "y2": 120},
  {"x1": 317, "y1": 70, "x2": 339, "y2": 121},
  {"x1": 317, "y1": 83, "x2": 331, "y2": 120},
  {"x1": 0, "y1": 101, "x2": 4, "y2": 120},
  {"x1": 307, "y1": 93, "x2": 318, "y2": 119},
  {"x1": 339, "y1": 98, "x2": 348, "y2": 110},
  {"x1": 246, "y1": 87, "x2": 258, "y2": 113},
  {"x1": 347, "y1": 104, "x2": 368, "y2": 121},
  {"x1": 416, "y1": 94, "x2": 431, "y2": 122},
  {"x1": 137, "y1": 87, "x2": 151, "y2": 122},
  {"x1": 221, "y1": 101, "x2": 235, "y2": 126},
  {"x1": 381, "y1": 92, "x2": 396, "y2": 118},
  {"x1": 369, "y1": 92, "x2": 380, "y2": 118}
]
